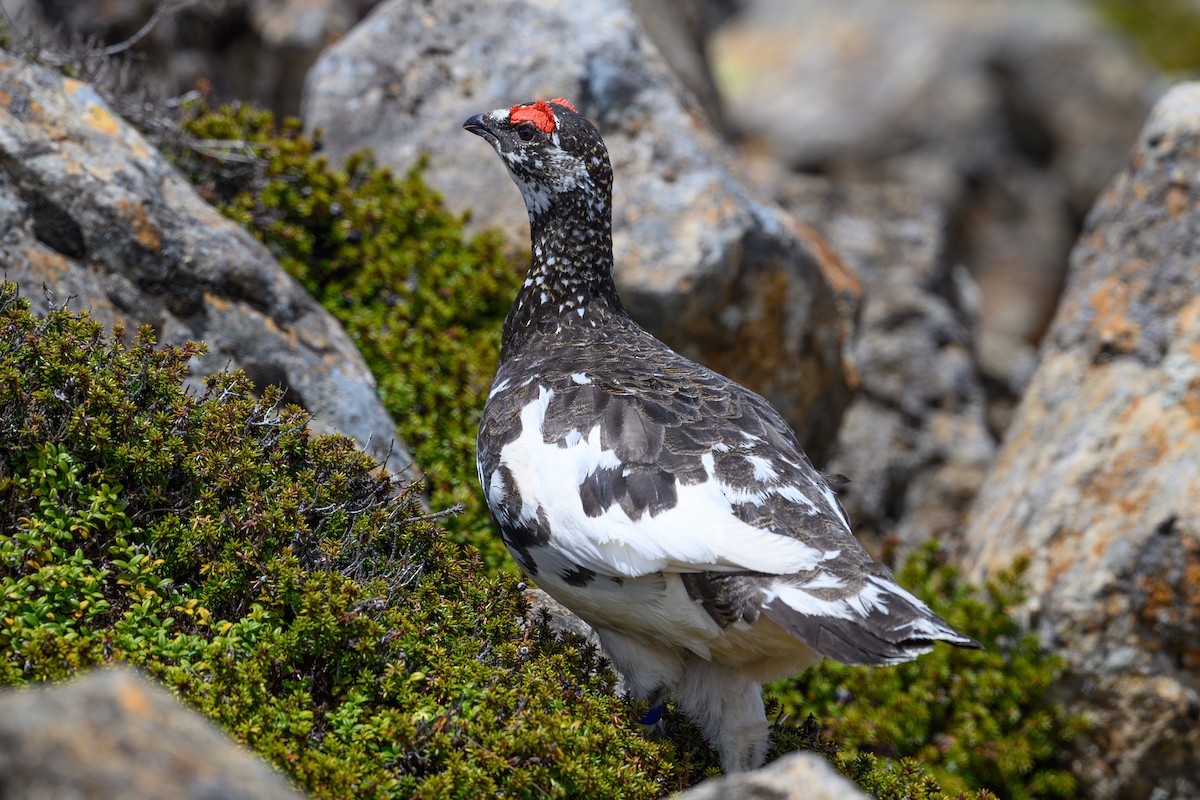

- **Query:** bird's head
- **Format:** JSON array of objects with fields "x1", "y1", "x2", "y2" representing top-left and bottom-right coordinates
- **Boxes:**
[{"x1": 463, "y1": 98, "x2": 612, "y2": 221}]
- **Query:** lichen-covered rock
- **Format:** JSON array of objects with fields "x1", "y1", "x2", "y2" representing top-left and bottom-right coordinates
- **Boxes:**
[
  {"x1": 302, "y1": 0, "x2": 856, "y2": 460},
  {"x1": 712, "y1": 0, "x2": 1157, "y2": 404},
  {"x1": 0, "y1": 669, "x2": 307, "y2": 800},
  {"x1": 0, "y1": 52, "x2": 415, "y2": 480},
  {"x1": 674, "y1": 751, "x2": 868, "y2": 800},
  {"x1": 775, "y1": 176, "x2": 995, "y2": 554},
  {"x1": 963, "y1": 82, "x2": 1200, "y2": 800}
]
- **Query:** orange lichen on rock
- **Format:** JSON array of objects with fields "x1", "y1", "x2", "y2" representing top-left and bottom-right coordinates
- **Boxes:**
[
  {"x1": 25, "y1": 249, "x2": 73, "y2": 282},
  {"x1": 83, "y1": 103, "x2": 120, "y2": 136},
  {"x1": 1088, "y1": 273, "x2": 1140, "y2": 355},
  {"x1": 117, "y1": 198, "x2": 162, "y2": 252},
  {"x1": 1138, "y1": 539, "x2": 1200, "y2": 640},
  {"x1": 1080, "y1": 418, "x2": 1167, "y2": 514},
  {"x1": 1165, "y1": 182, "x2": 1190, "y2": 219},
  {"x1": 116, "y1": 678, "x2": 154, "y2": 717}
]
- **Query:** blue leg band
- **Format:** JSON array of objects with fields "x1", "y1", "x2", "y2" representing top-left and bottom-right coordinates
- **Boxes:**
[{"x1": 638, "y1": 702, "x2": 665, "y2": 725}]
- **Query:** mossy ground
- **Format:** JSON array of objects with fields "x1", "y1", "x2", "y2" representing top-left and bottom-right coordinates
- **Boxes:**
[
  {"x1": 0, "y1": 284, "x2": 675, "y2": 798},
  {"x1": 1, "y1": 83, "x2": 1084, "y2": 797},
  {"x1": 171, "y1": 103, "x2": 519, "y2": 570}
]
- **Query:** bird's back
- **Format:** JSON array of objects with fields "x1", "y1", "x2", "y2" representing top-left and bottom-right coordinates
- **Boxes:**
[{"x1": 479, "y1": 307, "x2": 974, "y2": 666}]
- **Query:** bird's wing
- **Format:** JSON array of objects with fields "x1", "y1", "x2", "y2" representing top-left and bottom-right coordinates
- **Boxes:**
[
  {"x1": 480, "y1": 364, "x2": 860, "y2": 579},
  {"x1": 478, "y1": 361, "x2": 981, "y2": 663}
]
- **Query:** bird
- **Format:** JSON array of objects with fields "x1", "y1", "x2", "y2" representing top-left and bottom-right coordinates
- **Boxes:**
[{"x1": 464, "y1": 98, "x2": 981, "y2": 773}]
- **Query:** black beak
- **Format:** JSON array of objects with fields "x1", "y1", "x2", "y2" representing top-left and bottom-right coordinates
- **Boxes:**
[{"x1": 463, "y1": 113, "x2": 495, "y2": 142}]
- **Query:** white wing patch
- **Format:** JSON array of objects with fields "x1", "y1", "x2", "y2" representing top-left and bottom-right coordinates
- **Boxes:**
[
  {"x1": 766, "y1": 573, "x2": 966, "y2": 643},
  {"x1": 494, "y1": 387, "x2": 835, "y2": 578},
  {"x1": 488, "y1": 377, "x2": 511, "y2": 400},
  {"x1": 766, "y1": 579, "x2": 891, "y2": 622},
  {"x1": 745, "y1": 454, "x2": 778, "y2": 482}
]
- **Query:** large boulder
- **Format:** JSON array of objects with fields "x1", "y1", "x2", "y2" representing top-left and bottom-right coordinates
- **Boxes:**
[
  {"x1": 775, "y1": 176, "x2": 996, "y2": 553},
  {"x1": 962, "y1": 83, "x2": 1200, "y2": 799},
  {"x1": 302, "y1": 0, "x2": 856, "y2": 461},
  {"x1": 0, "y1": 52, "x2": 415, "y2": 480},
  {"x1": 0, "y1": 669, "x2": 307, "y2": 800},
  {"x1": 711, "y1": 0, "x2": 1157, "y2": 406}
]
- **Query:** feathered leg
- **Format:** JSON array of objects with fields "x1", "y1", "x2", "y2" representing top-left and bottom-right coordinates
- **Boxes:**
[{"x1": 675, "y1": 657, "x2": 769, "y2": 772}]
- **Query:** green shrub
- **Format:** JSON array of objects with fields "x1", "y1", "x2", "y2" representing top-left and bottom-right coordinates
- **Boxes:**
[
  {"x1": 0, "y1": 283, "x2": 674, "y2": 798},
  {"x1": 169, "y1": 103, "x2": 519, "y2": 570},
  {"x1": 0, "y1": 279, "x2": 1082, "y2": 798},
  {"x1": 771, "y1": 544, "x2": 1086, "y2": 799}
]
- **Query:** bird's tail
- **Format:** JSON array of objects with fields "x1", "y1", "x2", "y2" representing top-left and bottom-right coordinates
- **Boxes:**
[{"x1": 761, "y1": 571, "x2": 982, "y2": 666}]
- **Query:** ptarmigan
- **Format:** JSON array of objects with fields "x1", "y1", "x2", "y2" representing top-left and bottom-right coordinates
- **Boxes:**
[{"x1": 465, "y1": 98, "x2": 980, "y2": 772}]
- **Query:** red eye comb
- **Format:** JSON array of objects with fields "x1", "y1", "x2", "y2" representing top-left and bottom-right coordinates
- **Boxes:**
[{"x1": 509, "y1": 98, "x2": 577, "y2": 133}]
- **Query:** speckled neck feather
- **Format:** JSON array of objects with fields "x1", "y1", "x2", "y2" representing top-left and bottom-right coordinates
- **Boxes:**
[{"x1": 500, "y1": 115, "x2": 625, "y2": 360}]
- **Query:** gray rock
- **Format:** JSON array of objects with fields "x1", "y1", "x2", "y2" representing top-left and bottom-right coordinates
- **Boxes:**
[
  {"x1": 775, "y1": 176, "x2": 995, "y2": 554},
  {"x1": 963, "y1": 82, "x2": 1200, "y2": 800},
  {"x1": 673, "y1": 750, "x2": 868, "y2": 800},
  {"x1": 626, "y1": 0, "x2": 737, "y2": 132},
  {"x1": 711, "y1": 0, "x2": 1157, "y2": 400},
  {"x1": 302, "y1": 0, "x2": 855, "y2": 460},
  {"x1": 525, "y1": 587, "x2": 602, "y2": 647},
  {"x1": 0, "y1": 668, "x2": 308, "y2": 800},
  {"x1": 0, "y1": 51, "x2": 416, "y2": 481}
]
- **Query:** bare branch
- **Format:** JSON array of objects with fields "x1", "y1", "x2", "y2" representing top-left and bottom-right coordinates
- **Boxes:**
[
  {"x1": 403, "y1": 503, "x2": 466, "y2": 524},
  {"x1": 103, "y1": 1, "x2": 195, "y2": 56}
]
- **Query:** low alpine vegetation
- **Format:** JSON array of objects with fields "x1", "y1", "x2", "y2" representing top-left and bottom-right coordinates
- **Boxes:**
[
  {"x1": 0, "y1": 283, "x2": 671, "y2": 798},
  {"x1": 0, "y1": 275, "x2": 1081, "y2": 799},
  {"x1": 170, "y1": 102, "x2": 520, "y2": 569}
]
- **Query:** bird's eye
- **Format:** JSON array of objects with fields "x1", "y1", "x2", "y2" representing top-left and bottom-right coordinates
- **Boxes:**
[{"x1": 516, "y1": 123, "x2": 537, "y2": 142}]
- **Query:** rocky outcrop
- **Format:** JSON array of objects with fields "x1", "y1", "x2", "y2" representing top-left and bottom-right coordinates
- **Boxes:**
[
  {"x1": 0, "y1": 669, "x2": 307, "y2": 800},
  {"x1": 0, "y1": 52, "x2": 415, "y2": 480},
  {"x1": 674, "y1": 751, "x2": 868, "y2": 800},
  {"x1": 963, "y1": 83, "x2": 1200, "y2": 800},
  {"x1": 712, "y1": 0, "x2": 1158, "y2": 409},
  {"x1": 302, "y1": 0, "x2": 856, "y2": 461},
  {"x1": 775, "y1": 177, "x2": 995, "y2": 553}
]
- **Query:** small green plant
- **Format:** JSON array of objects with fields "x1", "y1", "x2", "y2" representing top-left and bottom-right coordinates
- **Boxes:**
[
  {"x1": 169, "y1": 103, "x2": 520, "y2": 569},
  {"x1": 0, "y1": 283, "x2": 674, "y2": 798},
  {"x1": 771, "y1": 544, "x2": 1086, "y2": 799},
  {"x1": 1095, "y1": 0, "x2": 1200, "y2": 73},
  {"x1": 0, "y1": 280, "x2": 1083, "y2": 798}
]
